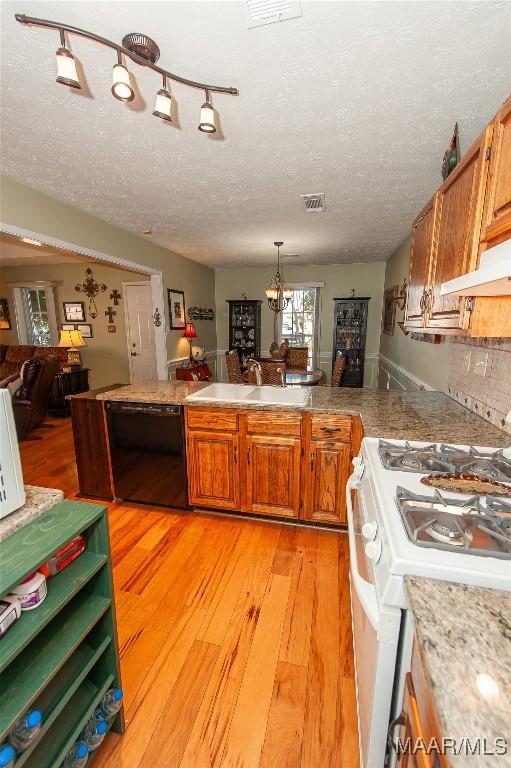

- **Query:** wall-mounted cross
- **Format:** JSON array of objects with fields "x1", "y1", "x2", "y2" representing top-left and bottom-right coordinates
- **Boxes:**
[
  {"x1": 110, "y1": 289, "x2": 122, "y2": 305},
  {"x1": 105, "y1": 306, "x2": 116, "y2": 323}
]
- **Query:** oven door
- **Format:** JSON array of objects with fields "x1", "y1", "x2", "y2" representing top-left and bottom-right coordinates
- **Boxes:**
[{"x1": 346, "y1": 472, "x2": 402, "y2": 768}]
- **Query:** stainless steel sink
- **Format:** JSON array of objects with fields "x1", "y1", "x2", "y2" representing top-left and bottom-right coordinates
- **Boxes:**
[{"x1": 186, "y1": 383, "x2": 309, "y2": 407}]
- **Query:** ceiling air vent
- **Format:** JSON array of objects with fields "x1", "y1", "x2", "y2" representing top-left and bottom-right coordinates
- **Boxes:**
[
  {"x1": 246, "y1": 0, "x2": 302, "y2": 28},
  {"x1": 300, "y1": 193, "x2": 326, "y2": 213}
]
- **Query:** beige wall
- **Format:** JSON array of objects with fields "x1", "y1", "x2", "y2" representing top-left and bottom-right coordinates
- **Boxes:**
[
  {"x1": 215, "y1": 262, "x2": 386, "y2": 384},
  {"x1": 0, "y1": 177, "x2": 217, "y2": 364},
  {"x1": 0, "y1": 261, "x2": 149, "y2": 388},
  {"x1": 379, "y1": 237, "x2": 451, "y2": 390}
]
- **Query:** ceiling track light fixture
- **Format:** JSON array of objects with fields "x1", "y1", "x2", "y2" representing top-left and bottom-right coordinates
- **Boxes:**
[
  {"x1": 15, "y1": 13, "x2": 238, "y2": 132},
  {"x1": 265, "y1": 241, "x2": 293, "y2": 314}
]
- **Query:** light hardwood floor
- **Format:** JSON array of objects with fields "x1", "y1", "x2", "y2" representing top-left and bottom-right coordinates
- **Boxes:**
[{"x1": 20, "y1": 418, "x2": 359, "y2": 768}]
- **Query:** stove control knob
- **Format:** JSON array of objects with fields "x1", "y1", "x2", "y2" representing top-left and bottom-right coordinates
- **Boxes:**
[
  {"x1": 362, "y1": 521, "x2": 378, "y2": 541},
  {"x1": 365, "y1": 539, "x2": 382, "y2": 563}
]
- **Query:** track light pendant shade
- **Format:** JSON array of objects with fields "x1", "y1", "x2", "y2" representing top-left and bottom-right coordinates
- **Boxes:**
[
  {"x1": 112, "y1": 58, "x2": 134, "y2": 102},
  {"x1": 198, "y1": 90, "x2": 216, "y2": 133},
  {"x1": 153, "y1": 77, "x2": 172, "y2": 121},
  {"x1": 56, "y1": 47, "x2": 81, "y2": 88}
]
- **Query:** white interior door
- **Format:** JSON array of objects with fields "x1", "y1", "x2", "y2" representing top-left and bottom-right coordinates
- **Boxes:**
[{"x1": 124, "y1": 282, "x2": 158, "y2": 384}]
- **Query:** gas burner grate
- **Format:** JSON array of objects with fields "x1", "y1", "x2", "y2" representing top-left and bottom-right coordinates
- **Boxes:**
[
  {"x1": 379, "y1": 440, "x2": 511, "y2": 482},
  {"x1": 396, "y1": 486, "x2": 511, "y2": 559}
]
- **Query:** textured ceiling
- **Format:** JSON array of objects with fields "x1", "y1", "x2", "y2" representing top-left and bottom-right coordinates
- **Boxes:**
[
  {"x1": 0, "y1": 233, "x2": 93, "y2": 265},
  {"x1": 1, "y1": 1, "x2": 510, "y2": 269}
]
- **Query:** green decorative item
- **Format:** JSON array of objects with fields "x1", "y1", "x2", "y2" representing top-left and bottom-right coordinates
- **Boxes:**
[
  {"x1": 0, "y1": 500, "x2": 124, "y2": 763},
  {"x1": 441, "y1": 123, "x2": 460, "y2": 181}
]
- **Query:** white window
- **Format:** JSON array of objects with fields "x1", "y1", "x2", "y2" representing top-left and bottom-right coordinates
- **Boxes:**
[
  {"x1": 279, "y1": 286, "x2": 320, "y2": 366},
  {"x1": 9, "y1": 282, "x2": 58, "y2": 346}
]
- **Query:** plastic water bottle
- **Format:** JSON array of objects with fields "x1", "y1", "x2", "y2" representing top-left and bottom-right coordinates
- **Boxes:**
[
  {"x1": 80, "y1": 717, "x2": 107, "y2": 750},
  {"x1": 94, "y1": 688, "x2": 124, "y2": 722},
  {"x1": 8, "y1": 709, "x2": 42, "y2": 752},
  {"x1": 63, "y1": 740, "x2": 89, "y2": 768},
  {"x1": 0, "y1": 744, "x2": 15, "y2": 768}
]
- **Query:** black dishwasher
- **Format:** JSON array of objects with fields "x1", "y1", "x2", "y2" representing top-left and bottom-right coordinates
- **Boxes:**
[{"x1": 106, "y1": 401, "x2": 187, "y2": 509}]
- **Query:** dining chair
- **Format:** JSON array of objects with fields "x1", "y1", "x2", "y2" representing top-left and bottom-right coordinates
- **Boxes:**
[
  {"x1": 246, "y1": 358, "x2": 286, "y2": 387},
  {"x1": 286, "y1": 347, "x2": 309, "y2": 371},
  {"x1": 225, "y1": 350, "x2": 244, "y2": 384},
  {"x1": 331, "y1": 352, "x2": 347, "y2": 387}
]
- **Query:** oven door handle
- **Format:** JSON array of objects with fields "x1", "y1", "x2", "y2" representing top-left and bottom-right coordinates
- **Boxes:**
[{"x1": 346, "y1": 473, "x2": 380, "y2": 632}]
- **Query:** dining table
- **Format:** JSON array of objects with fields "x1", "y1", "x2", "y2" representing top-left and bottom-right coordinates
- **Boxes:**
[{"x1": 285, "y1": 367, "x2": 323, "y2": 386}]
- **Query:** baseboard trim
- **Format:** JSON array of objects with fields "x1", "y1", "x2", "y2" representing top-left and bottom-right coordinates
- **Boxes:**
[{"x1": 378, "y1": 354, "x2": 434, "y2": 391}]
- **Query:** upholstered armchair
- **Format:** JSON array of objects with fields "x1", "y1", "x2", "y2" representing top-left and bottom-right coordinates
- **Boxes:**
[{"x1": 3, "y1": 356, "x2": 59, "y2": 439}]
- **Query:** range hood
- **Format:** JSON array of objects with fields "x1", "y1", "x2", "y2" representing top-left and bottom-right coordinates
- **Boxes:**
[{"x1": 440, "y1": 239, "x2": 511, "y2": 296}]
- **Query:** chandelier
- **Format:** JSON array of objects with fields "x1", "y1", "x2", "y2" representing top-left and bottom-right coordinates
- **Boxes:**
[
  {"x1": 265, "y1": 241, "x2": 293, "y2": 313},
  {"x1": 15, "y1": 14, "x2": 238, "y2": 134}
]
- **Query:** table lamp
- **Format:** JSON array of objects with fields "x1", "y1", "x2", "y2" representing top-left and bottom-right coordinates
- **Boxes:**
[
  {"x1": 183, "y1": 322, "x2": 198, "y2": 363},
  {"x1": 58, "y1": 329, "x2": 86, "y2": 367}
]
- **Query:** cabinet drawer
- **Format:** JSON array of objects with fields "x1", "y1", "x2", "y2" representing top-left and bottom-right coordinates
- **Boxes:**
[
  {"x1": 311, "y1": 414, "x2": 351, "y2": 441},
  {"x1": 186, "y1": 407, "x2": 238, "y2": 432},
  {"x1": 244, "y1": 411, "x2": 302, "y2": 437}
]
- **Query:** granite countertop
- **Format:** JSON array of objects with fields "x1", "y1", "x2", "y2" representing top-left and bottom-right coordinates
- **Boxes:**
[
  {"x1": 406, "y1": 577, "x2": 511, "y2": 767},
  {"x1": 94, "y1": 381, "x2": 510, "y2": 447},
  {"x1": 0, "y1": 485, "x2": 64, "y2": 542}
]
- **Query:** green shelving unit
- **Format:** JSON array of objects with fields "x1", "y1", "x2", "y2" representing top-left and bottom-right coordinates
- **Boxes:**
[{"x1": 0, "y1": 500, "x2": 124, "y2": 767}]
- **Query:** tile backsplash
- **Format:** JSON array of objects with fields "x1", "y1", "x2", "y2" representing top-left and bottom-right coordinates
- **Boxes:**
[{"x1": 447, "y1": 337, "x2": 511, "y2": 435}]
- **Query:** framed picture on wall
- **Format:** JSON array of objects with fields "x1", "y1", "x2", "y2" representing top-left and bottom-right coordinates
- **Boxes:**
[
  {"x1": 168, "y1": 289, "x2": 186, "y2": 330},
  {"x1": 76, "y1": 323, "x2": 93, "y2": 338},
  {"x1": 382, "y1": 285, "x2": 398, "y2": 335},
  {"x1": 61, "y1": 323, "x2": 75, "y2": 332},
  {"x1": 63, "y1": 301, "x2": 85, "y2": 322},
  {"x1": 0, "y1": 298, "x2": 12, "y2": 330}
]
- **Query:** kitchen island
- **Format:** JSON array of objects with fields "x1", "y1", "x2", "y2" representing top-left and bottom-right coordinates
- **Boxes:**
[
  {"x1": 91, "y1": 381, "x2": 510, "y2": 527},
  {"x1": 96, "y1": 380, "x2": 509, "y2": 445}
]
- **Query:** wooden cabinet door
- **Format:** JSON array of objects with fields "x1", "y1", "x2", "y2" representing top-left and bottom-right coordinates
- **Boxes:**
[
  {"x1": 396, "y1": 674, "x2": 437, "y2": 768},
  {"x1": 305, "y1": 441, "x2": 351, "y2": 525},
  {"x1": 427, "y1": 126, "x2": 493, "y2": 329},
  {"x1": 187, "y1": 430, "x2": 240, "y2": 510},
  {"x1": 244, "y1": 435, "x2": 301, "y2": 518},
  {"x1": 481, "y1": 96, "x2": 511, "y2": 243},
  {"x1": 405, "y1": 199, "x2": 436, "y2": 327}
]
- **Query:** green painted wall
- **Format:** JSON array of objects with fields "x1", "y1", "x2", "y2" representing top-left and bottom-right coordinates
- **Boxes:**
[
  {"x1": 0, "y1": 261, "x2": 145, "y2": 388},
  {"x1": 215, "y1": 261, "x2": 386, "y2": 384},
  {"x1": 0, "y1": 176, "x2": 217, "y2": 363},
  {"x1": 379, "y1": 236, "x2": 450, "y2": 390}
]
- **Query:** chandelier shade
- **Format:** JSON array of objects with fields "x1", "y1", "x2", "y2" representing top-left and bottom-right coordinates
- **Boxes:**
[{"x1": 265, "y1": 241, "x2": 292, "y2": 313}]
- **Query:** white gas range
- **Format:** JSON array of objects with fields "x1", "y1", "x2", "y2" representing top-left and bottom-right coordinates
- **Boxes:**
[{"x1": 346, "y1": 437, "x2": 511, "y2": 768}]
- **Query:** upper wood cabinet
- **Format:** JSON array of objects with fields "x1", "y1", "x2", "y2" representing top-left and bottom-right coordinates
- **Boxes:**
[
  {"x1": 480, "y1": 94, "x2": 511, "y2": 244},
  {"x1": 186, "y1": 429, "x2": 240, "y2": 511},
  {"x1": 427, "y1": 125, "x2": 493, "y2": 330},
  {"x1": 405, "y1": 199, "x2": 436, "y2": 328},
  {"x1": 244, "y1": 434, "x2": 301, "y2": 518}
]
